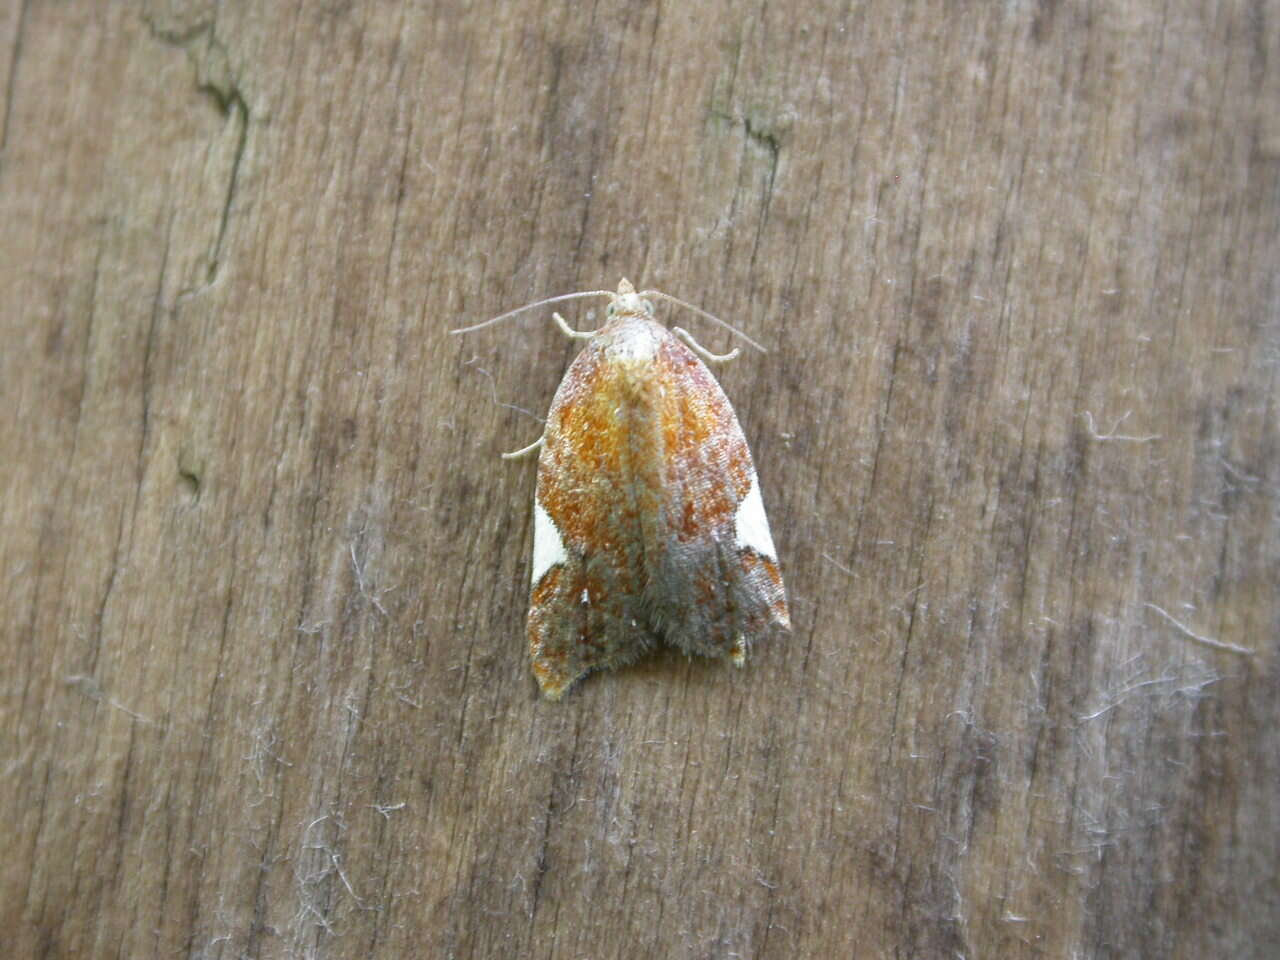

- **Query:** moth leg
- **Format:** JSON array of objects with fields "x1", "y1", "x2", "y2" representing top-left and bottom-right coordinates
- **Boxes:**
[
  {"x1": 553, "y1": 311, "x2": 596, "y2": 340},
  {"x1": 501, "y1": 434, "x2": 544, "y2": 460},
  {"x1": 673, "y1": 326, "x2": 740, "y2": 365}
]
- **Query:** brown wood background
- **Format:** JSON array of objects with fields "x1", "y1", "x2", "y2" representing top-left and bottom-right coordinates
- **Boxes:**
[{"x1": 3, "y1": 1, "x2": 1277, "y2": 957}]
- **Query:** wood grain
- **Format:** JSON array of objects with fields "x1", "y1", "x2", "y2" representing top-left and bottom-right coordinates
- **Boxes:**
[{"x1": 2, "y1": 2, "x2": 1276, "y2": 957}]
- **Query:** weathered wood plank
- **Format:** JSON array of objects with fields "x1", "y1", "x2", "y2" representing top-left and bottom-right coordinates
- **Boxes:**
[{"x1": 2, "y1": 1, "x2": 1276, "y2": 957}]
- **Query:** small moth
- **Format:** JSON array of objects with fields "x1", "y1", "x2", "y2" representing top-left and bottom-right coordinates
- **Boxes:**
[{"x1": 456, "y1": 279, "x2": 789, "y2": 699}]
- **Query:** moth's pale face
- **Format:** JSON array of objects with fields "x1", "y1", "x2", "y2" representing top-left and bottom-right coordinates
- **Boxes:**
[{"x1": 608, "y1": 290, "x2": 650, "y2": 317}]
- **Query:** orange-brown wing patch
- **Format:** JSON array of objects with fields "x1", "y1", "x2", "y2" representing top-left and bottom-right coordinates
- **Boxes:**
[
  {"x1": 654, "y1": 335, "x2": 754, "y2": 543},
  {"x1": 536, "y1": 341, "x2": 629, "y2": 552}
]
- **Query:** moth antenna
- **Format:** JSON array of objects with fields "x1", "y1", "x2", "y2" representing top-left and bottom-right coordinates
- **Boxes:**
[
  {"x1": 639, "y1": 289, "x2": 767, "y2": 354},
  {"x1": 450, "y1": 290, "x2": 615, "y2": 335}
]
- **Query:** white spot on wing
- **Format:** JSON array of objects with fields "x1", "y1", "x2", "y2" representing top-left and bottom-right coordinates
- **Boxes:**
[
  {"x1": 735, "y1": 471, "x2": 778, "y2": 559},
  {"x1": 532, "y1": 500, "x2": 568, "y2": 585}
]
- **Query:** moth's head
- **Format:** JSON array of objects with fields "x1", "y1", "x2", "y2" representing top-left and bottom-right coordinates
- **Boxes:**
[{"x1": 606, "y1": 278, "x2": 655, "y2": 320}]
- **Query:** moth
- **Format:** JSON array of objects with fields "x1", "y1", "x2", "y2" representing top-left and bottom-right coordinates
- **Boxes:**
[{"x1": 456, "y1": 279, "x2": 789, "y2": 698}]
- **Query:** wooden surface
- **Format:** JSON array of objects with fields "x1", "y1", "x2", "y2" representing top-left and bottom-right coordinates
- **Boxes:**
[{"x1": 3, "y1": 2, "x2": 1277, "y2": 957}]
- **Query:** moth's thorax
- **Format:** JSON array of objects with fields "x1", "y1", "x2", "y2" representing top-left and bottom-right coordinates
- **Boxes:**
[{"x1": 593, "y1": 312, "x2": 666, "y2": 385}]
